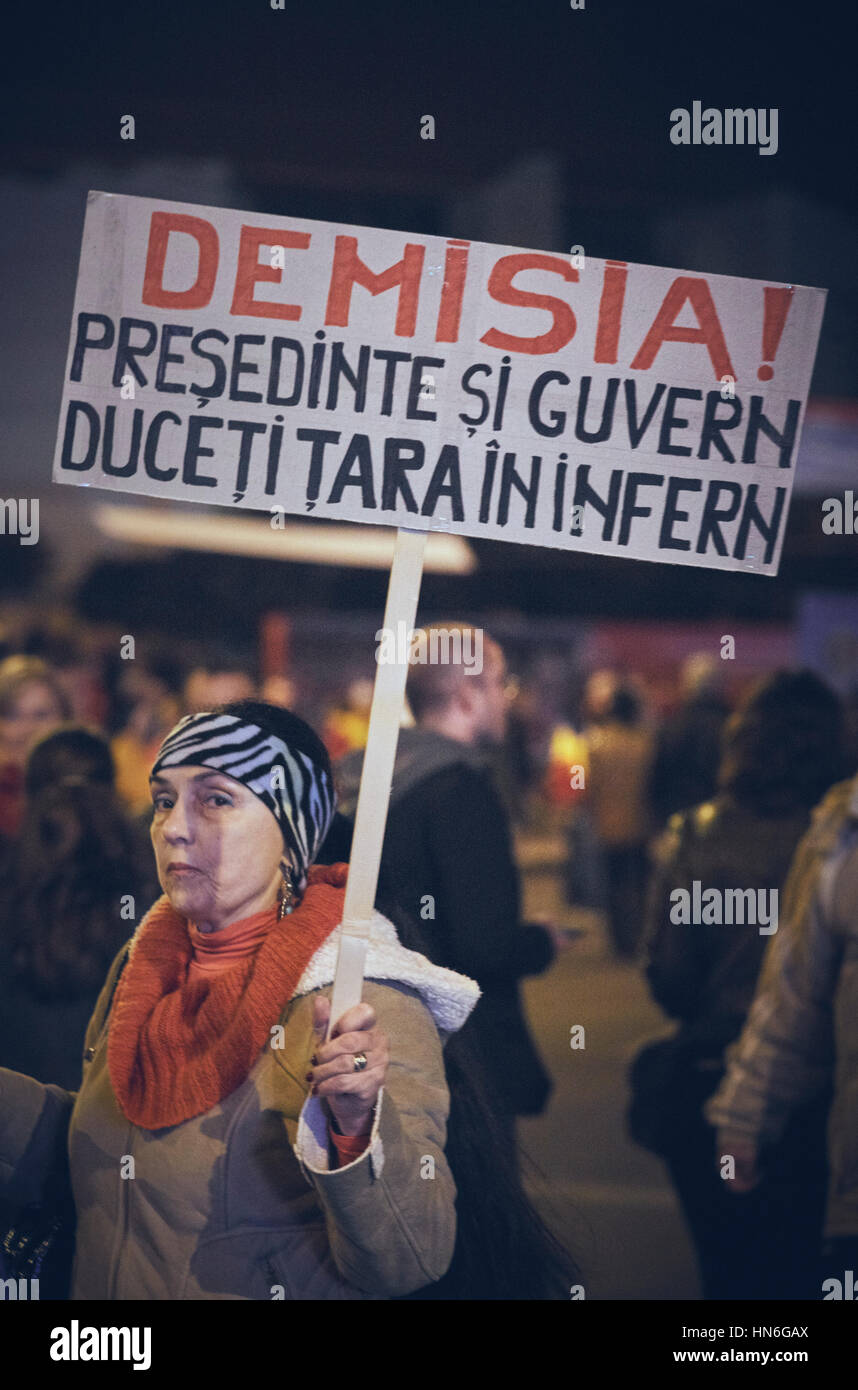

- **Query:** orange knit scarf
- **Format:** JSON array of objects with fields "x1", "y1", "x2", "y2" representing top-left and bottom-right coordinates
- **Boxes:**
[{"x1": 107, "y1": 862, "x2": 349, "y2": 1130}]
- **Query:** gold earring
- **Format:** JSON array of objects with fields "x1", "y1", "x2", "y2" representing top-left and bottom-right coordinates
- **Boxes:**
[{"x1": 278, "y1": 865, "x2": 295, "y2": 920}]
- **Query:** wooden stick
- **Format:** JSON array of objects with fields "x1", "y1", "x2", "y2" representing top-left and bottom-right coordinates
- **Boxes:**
[{"x1": 326, "y1": 526, "x2": 428, "y2": 1036}]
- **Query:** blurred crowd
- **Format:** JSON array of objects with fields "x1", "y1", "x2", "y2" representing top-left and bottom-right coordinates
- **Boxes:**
[
  {"x1": 0, "y1": 607, "x2": 854, "y2": 996},
  {"x1": 2, "y1": 602, "x2": 858, "y2": 1301}
]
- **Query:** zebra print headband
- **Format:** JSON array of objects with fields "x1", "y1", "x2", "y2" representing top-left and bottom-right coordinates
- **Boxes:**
[{"x1": 150, "y1": 710, "x2": 336, "y2": 891}]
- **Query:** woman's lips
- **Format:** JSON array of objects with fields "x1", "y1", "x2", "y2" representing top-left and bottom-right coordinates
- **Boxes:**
[{"x1": 167, "y1": 864, "x2": 200, "y2": 874}]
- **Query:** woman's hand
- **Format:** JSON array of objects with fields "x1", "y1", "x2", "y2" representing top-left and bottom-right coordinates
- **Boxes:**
[{"x1": 307, "y1": 996, "x2": 390, "y2": 1136}]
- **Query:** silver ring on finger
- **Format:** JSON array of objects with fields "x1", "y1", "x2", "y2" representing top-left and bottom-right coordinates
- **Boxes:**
[{"x1": 352, "y1": 1052, "x2": 368, "y2": 1072}]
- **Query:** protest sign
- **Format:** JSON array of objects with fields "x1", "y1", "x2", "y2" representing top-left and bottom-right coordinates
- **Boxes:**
[
  {"x1": 52, "y1": 191, "x2": 828, "y2": 1023},
  {"x1": 54, "y1": 191, "x2": 826, "y2": 575}
]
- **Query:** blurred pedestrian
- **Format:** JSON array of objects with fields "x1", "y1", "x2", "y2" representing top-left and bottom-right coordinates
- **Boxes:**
[
  {"x1": 0, "y1": 655, "x2": 70, "y2": 840},
  {"x1": 584, "y1": 684, "x2": 653, "y2": 957},
  {"x1": 0, "y1": 727, "x2": 159, "y2": 1089},
  {"x1": 111, "y1": 658, "x2": 183, "y2": 815},
  {"x1": 555, "y1": 672, "x2": 615, "y2": 915},
  {"x1": 636, "y1": 670, "x2": 847, "y2": 1298},
  {"x1": 18, "y1": 615, "x2": 109, "y2": 726},
  {"x1": 648, "y1": 652, "x2": 729, "y2": 828},
  {"x1": 705, "y1": 748, "x2": 858, "y2": 1296}
]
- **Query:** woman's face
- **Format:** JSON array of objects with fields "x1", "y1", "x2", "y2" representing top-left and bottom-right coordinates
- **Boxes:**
[
  {"x1": 0, "y1": 680, "x2": 66, "y2": 766},
  {"x1": 149, "y1": 764, "x2": 287, "y2": 931}
]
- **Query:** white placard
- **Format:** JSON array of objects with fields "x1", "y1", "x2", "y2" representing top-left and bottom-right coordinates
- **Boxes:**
[{"x1": 53, "y1": 190, "x2": 827, "y2": 575}]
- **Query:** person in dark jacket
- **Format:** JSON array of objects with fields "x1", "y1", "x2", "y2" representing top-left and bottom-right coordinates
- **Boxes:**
[
  {"x1": 638, "y1": 670, "x2": 847, "y2": 1299},
  {"x1": 0, "y1": 727, "x2": 159, "y2": 1089},
  {"x1": 648, "y1": 653, "x2": 730, "y2": 829},
  {"x1": 335, "y1": 624, "x2": 568, "y2": 1151}
]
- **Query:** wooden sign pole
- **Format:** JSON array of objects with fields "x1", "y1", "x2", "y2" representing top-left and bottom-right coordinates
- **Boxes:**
[{"x1": 326, "y1": 525, "x2": 428, "y2": 1036}]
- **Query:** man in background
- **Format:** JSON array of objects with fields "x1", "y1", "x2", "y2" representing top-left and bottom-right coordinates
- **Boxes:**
[{"x1": 336, "y1": 623, "x2": 569, "y2": 1151}]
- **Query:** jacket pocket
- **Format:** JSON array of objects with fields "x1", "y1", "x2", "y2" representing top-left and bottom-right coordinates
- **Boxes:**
[
  {"x1": 186, "y1": 1223, "x2": 376, "y2": 1300},
  {"x1": 263, "y1": 1225, "x2": 375, "y2": 1301}
]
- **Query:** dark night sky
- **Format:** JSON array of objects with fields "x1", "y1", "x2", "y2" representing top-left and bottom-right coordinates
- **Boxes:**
[
  {"x1": 1, "y1": 0, "x2": 855, "y2": 629},
  {"x1": 3, "y1": 0, "x2": 854, "y2": 214}
]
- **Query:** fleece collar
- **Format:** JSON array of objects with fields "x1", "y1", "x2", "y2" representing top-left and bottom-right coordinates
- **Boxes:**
[{"x1": 294, "y1": 911, "x2": 480, "y2": 1035}]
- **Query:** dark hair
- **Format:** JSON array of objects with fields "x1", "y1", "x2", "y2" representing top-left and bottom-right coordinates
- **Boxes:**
[
  {"x1": 10, "y1": 727, "x2": 158, "y2": 1001},
  {"x1": 609, "y1": 685, "x2": 641, "y2": 726},
  {"x1": 317, "y1": 814, "x2": 580, "y2": 1299},
  {"x1": 25, "y1": 725, "x2": 115, "y2": 796},
  {"x1": 718, "y1": 670, "x2": 847, "y2": 816}
]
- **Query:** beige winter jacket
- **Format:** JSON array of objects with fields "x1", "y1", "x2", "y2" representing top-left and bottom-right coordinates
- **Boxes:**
[
  {"x1": 705, "y1": 775, "x2": 858, "y2": 1237},
  {"x1": 0, "y1": 909, "x2": 480, "y2": 1298}
]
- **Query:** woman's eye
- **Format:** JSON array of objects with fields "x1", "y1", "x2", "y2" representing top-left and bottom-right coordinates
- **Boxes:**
[
  {"x1": 152, "y1": 796, "x2": 173, "y2": 810},
  {"x1": 206, "y1": 794, "x2": 232, "y2": 807}
]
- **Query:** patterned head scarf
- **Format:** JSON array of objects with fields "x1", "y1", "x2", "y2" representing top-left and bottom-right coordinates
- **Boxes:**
[{"x1": 150, "y1": 703, "x2": 336, "y2": 893}]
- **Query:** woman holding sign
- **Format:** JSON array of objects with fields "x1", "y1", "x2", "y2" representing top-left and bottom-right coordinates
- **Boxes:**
[{"x1": 0, "y1": 700, "x2": 477, "y2": 1299}]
